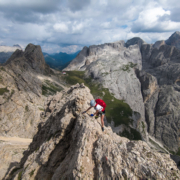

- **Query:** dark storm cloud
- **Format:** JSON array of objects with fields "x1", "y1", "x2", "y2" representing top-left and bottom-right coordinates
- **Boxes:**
[
  {"x1": 67, "y1": 0, "x2": 91, "y2": 11},
  {"x1": 3, "y1": 11, "x2": 42, "y2": 24},
  {"x1": 0, "y1": 0, "x2": 61, "y2": 13},
  {"x1": 0, "y1": 0, "x2": 62, "y2": 23},
  {"x1": 170, "y1": 8, "x2": 180, "y2": 22},
  {"x1": 131, "y1": 25, "x2": 175, "y2": 33}
]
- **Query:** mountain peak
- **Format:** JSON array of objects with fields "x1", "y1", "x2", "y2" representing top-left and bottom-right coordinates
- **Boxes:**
[
  {"x1": 173, "y1": 31, "x2": 180, "y2": 36},
  {"x1": 5, "y1": 43, "x2": 50, "y2": 74},
  {"x1": 13, "y1": 44, "x2": 22, "y2": 48},
  {"x1": 165, "y1": 31, "x2": 180, "y2": 49},
  {"x1": 126, "y1": 37, "x2": 145, "y2": 48}
]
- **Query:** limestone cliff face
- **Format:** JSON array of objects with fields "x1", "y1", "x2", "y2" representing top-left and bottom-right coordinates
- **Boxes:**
[
  {"x1": 0, "y1": 43, "x2": 64, "y2": 138},
  {"x1": 125, "y1": 34, "x2": 180, "y2": 152},
  {"x1": 4, "y1": 84, "x2": 180, "y2": 180},
  {"x1": 139, "y1": 42, "x2": 180, "y2": 152},
  {"x1": 64, "y1": 41, "x2": 126, "y2": 71}
]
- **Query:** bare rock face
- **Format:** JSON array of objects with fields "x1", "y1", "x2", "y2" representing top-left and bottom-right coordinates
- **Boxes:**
[
  {"x1": 63, "y1": 46, "x2": 89, "y2": 71},
  {"x1": 6, "y1": 44, "x2": 50, "y2": 74},
  {"x1": 64, "y1": 41, "x2": 126, "y2": 71},
  {"x1": 136, "y1": 70, "x2": 159, "y2": 137},
  {"x1": 153, "y1": 40, "x2": 166, "y2": 49},
  {"x1": 0, "y1": 43, "x2": 64, "y2": 138},
  {"x1": 136, "y1": 70, "x2": 158, "y2": 103},
  {"x1": 0, "y1": 136, "x2": 32, "y2": 180},
  {"x1": 4, "y1": 84, "x2": 180, "y2": 180},
  {"x1": 154, "y1": 86, "x2": 180, "y2": 151},
  {"x1": 139, "y1": 42, "x2": 180, "y2": 152}
]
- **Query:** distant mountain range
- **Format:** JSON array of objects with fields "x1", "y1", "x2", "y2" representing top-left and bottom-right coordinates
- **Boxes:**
[{"x1": 43, "y1": 51, "x2": 80, "y2": 70}]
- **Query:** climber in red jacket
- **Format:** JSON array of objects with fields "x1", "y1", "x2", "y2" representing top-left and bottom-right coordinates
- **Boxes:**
[{"x1": 83, "y1": 99, "x2": 106, "y2": 132}]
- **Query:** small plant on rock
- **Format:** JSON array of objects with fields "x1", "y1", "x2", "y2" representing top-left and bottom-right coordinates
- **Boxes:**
[{"x1": 29, "y1": 169, "x2": 35, "y2": 177}]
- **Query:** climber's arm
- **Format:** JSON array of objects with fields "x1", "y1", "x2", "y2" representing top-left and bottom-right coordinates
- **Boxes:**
[{"x1": 82, "y1": 106, "x2": 92, "y2": 114}]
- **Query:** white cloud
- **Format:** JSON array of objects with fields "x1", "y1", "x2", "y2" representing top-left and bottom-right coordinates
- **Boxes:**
[
  {"x1": 61, "y1": 45, "x2": 82, "y2": 54},
  {"x1": 131, "y1": 6, "x2": 174, "y2": 32},
  {"x1": 101, "y1": 22, "x2": 111, "y2": 29},
  {"x1": 41, "y1": 44, "x2": 82, "y2": 54},
  {"x1": 72, "y1": 22, "x2": 84, "y2": 33},
  {"x1": 53, "y1": 23, "x2": 69, "y2": 33}
]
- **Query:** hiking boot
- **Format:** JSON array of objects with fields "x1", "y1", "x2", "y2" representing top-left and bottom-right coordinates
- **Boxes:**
[{"x1": 102, "y1": 127, "x2": 104, "y2": 132}]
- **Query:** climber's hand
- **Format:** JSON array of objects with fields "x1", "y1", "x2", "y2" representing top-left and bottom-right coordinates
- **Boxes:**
[{"x1": 82, "y1": 111, "x2": 86, "y2": 114}]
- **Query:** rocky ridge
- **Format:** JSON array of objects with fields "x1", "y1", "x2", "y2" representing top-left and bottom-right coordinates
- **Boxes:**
[
  {"x1": 4, "y1": 84, "x2": 180, "y2": 180},
  {"x1": 0, "y1": 43, "x2": 64, "y2": 138}
]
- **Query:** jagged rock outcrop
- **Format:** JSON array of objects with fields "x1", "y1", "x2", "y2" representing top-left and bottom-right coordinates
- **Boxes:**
[
  {"x1": 5, "y1": 44, "x2": 50, "y2": 74},
  {"x1": 136, "y1": 70, "x2": 159, "y2": 136},
  {"x1": 0, "y1": 43, "x2": 64, "y2": 138},
  {"x1": 153, "y1": 40, "x2": 166, "y2": 49},
  {"x1": 4, "y1": 84, "x2": 180, "y2": 180},
  {"x1": 166, "y1": 31, "x2": 180, "y2": 49},
  {"x1": 63, "y1": 46, "x2": 89, "y2": 71},
  {"x1": 125, "y1": 37, "x2": 145, "y2": 49}
]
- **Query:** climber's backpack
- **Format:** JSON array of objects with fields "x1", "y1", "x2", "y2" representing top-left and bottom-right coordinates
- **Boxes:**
[{"x1": 95, "y1": 99, "x2": 106, "y2": 110}]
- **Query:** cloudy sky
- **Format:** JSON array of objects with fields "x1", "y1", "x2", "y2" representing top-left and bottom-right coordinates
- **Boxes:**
[{"x1": 0, "y1": 0, "x2": 180, "y2": 54}]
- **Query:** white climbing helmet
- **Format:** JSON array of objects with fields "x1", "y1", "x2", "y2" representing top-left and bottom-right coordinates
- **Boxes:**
[{"x1": 90, "y1": 100, "x2": 96, "y2": 107}]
